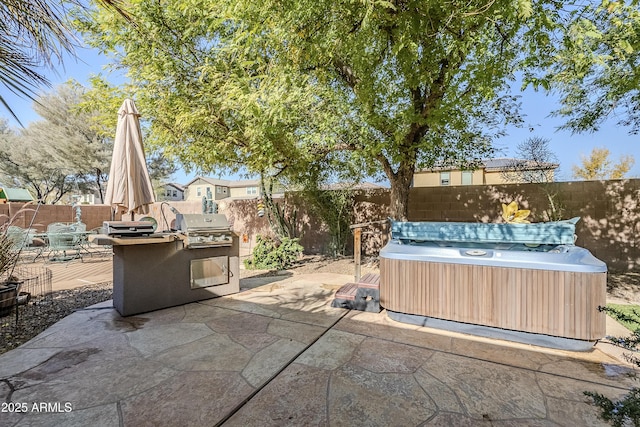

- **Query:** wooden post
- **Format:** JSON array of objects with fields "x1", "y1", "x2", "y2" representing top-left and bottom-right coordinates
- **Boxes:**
[
  {"x1": 349, "y1": 219, "x2": 388, "y2": 283},
  {"x1": 354, "y1": 227, "x2": 361, "y2": 282}
]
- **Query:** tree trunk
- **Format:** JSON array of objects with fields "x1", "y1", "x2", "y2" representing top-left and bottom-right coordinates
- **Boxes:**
[{"x1": 387, "y1": 163, "x2": 414, "y2": 221}]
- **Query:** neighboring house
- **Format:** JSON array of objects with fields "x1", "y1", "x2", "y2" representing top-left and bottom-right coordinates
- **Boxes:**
[
  {"x1": 413, "y1": 158, "x2": 559, "y2": 187},
  {"x1": 184, "y1": 177, "x2": 383, "y2": 201},
  {"x1": 0, "y1": 187, "x2": 34, "y2": 203},
  {"x1": 163, "y1": 183, "x2": 185, "y2": 201},
  {"x1": 76, "y1": 193, "x2": 97, "y2": 205},
  {"x1": 183, "y1": 177, "x2": 263, "y2": 201},
  {"x1": 60, "y1": 191, "x2": 101, "y2": 205}
]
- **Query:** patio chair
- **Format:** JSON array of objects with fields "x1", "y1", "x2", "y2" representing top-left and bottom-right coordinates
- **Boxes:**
[
  {"x1": 5, "y1": 226, "x2": 44, "y2": 262},
  {"x1": 46, "y1": 223, "x2": 83, "y2": 262},
  {"x1": 87, "y1": 226, "x2": 112, "y2": 257}
]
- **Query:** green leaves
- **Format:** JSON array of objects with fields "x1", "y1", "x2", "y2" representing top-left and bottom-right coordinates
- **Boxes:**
[
  {"x1": 76, "y1": 0, "x2": 563, "y2": 219},
  {"x1": 526, "y1": 0, "x2": 640, "y2": 134},
  {"x1": 516, "y1": 0, "x2": 533, "y2": 18}
]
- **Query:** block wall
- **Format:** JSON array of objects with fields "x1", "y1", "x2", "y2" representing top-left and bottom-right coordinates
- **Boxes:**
[{"x1": 1, "y1": 178, "x2": 637, "y2": 271}]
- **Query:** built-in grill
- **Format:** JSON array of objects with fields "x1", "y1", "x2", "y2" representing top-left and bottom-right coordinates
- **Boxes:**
[{"x1": 176, "y1": 214, "x2": 233, "y2": 248}]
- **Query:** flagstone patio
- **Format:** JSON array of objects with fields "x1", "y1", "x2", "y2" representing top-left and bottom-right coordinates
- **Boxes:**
[{"x1": 0, "y1": 272, "x2": 636, "y2": 426}]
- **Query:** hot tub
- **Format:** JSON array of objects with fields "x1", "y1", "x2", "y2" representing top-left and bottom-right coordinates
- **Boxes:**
[{"x1": 379, "y1": 220, "x2": 607, "y2": 349}]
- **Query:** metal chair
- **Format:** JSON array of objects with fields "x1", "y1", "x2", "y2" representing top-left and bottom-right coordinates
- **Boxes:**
[
  {"x1": 87, "y1": 226, "x2": 112, "y2": 257},
  {"x1": 46, "y1": 223, "x2": 83, "y2": 262}
]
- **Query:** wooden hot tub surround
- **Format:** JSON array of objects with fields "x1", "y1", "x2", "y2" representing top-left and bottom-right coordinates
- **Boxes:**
[
  {"x1": 380, "y1": 257, "x2": 606, "y2": 341},
  {"x1": 379, "y1": 218, "x2": 607, "y2": 344}
]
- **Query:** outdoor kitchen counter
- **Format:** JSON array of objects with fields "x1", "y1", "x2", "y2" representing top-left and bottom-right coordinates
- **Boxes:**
[
  {"x1": 89, "y1": 233, "x2": 181, "y2": 246},
  {"x1": 91, "y1": 233, "x2": 240, "y2": 316}
]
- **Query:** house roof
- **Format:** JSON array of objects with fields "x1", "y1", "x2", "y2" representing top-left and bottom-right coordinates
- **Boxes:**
[
  {"x1": 0, "y1": 187, "x2": 34, "y2": 202},
  {"x1": 165, "y1": 182, "x2": 185, "y2": 192},
  {"x1": 321, "y1": 182, "x2": 387, "y2": 190},
  {"x1": 183, "y1": 176, "x2": 260, "y2": 188},
  {"x1": 417, "y1": 158, "x2": 559, "y2": 172},
  {"x1": 483, "y1": 158, "x2": 559, "y2": 171}
]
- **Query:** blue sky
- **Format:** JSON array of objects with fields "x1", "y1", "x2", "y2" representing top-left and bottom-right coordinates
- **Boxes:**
[{"x1": 1, "y1": 46, "x2": 639, "y2": 184}]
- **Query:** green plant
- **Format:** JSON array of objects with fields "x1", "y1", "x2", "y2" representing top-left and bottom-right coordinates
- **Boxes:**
[
  {"x1": 607, "y1": 304, "x2": 640, "y2": 332},
  {"x1": 0, "y1": 203, "x2": 42, "y2": 281},
  {"x1": 302, "y1": 187, "x2": 354, "y2": 257},
  {"x1": 244, "y1": 235, "x2": 303, "y2": 271},
  {"x1": 0, "y1": 232, "x2": 19, "y2": 279},
  {"x1": 585, "y1": 305, "x2": 640, "y2": 426}
]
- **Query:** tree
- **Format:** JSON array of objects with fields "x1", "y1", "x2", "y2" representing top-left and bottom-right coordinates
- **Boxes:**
[
  {"x1": 526, "y1": 1, "x2": 640, "y2": 134},
  {"x1": 76, "y1": 0, "x2": 566, "y2": 220},
  {"x1": 0, "y1": 0, "x2": 129, "y2": 125},
  {"x1": 502, "y1": 137, "x2": 560, "y2": 184},
  {"x1": 0, "y1": 127, "x2": 73, "y2": 203},
  {"x1": 502, "y1": 136, "x2": 564, "y2": 221},
  {"x1": 0, "y1": 82, "x2": 112, "y2": 203},
  {"x1": 0, "y1": 82, "x2": 178, "y2": 203},
  {"x1": 572, "y1": 147, "x2": 635, "y2": 180},
  {"x1": 29, "y1": 82, "x2": 113, "y2": 201}
]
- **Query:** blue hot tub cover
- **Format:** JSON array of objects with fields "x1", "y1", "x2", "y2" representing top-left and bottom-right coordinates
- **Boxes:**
[{"x1": 391, "y1": 217, "x2": 580, "y2": 246}]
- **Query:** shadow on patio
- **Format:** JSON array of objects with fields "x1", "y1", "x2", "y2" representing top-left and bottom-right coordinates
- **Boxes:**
[{"x1": 0, "y1": 271, "x2": 636, "y2": 426}]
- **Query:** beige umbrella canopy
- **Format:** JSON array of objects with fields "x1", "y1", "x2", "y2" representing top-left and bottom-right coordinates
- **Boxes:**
[{"x1": 104, "y1": 99, "x2": 155, "y2": 220}]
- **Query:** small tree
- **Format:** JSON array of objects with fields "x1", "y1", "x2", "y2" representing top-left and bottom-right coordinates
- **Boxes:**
[
  {"x1": 302, "y1": 186, "x2": 354, "y2": 257},
  {"x1": 573, "y1": 147, "x2": 635, "y2": 180}
]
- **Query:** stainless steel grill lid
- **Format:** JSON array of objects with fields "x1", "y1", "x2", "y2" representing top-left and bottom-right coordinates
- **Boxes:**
[
  {"x1": 175, "y1": 214, "x2": 233, "y2": 248},
  {"x1": 104, "y1": 221, "x2": 155, "y2": 236}
]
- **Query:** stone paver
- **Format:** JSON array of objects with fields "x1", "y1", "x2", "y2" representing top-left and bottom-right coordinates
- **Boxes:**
[{"x1": 0, "y1": 273, "x2": 636, "y2": 426}]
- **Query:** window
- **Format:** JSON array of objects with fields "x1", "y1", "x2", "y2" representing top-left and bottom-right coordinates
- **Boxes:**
[
  {"x1": 462, "y1": 171, "x2": 473, "y2": 185},
  {"x1": 246, "y1": 186, "x2": 258, "y2": 195},
  {"x1": 166, "y1": 190, "x2": 171, "y2": 197},
  {"x1": 196, "y1": 187, "x2": 202, "y2": 197},
  {"x1": 440, "y1": 172, "x2": 450, "y2": 186},
  {"x1": 172, "y1": 190, "x2": 177, "y2": 197}
]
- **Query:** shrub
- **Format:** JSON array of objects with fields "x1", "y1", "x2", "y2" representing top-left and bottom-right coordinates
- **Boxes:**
[
  {"x1": 244, "y1": 235, "x2": 303, "y2": 271},
  {"x1": 585, "y1": 305, "x2": 640, "y2": 427}
]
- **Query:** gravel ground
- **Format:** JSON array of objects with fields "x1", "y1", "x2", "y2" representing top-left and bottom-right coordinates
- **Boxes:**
[{"x1": 0, "y1": 256, "x2": 636, "y2": 356}]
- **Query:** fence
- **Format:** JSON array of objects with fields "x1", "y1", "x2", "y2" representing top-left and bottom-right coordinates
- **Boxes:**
[
  {"x1": 0, "y1": 266, "x2": 53, "y2": 336},
  {"x1": 1, "y1": 178, "x2": 638, "y2": 271}
]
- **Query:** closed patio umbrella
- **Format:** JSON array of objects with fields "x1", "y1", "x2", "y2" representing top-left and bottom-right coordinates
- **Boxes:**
[{"x1": 104, "y1": 99, "x2": 155, "y2": 220}]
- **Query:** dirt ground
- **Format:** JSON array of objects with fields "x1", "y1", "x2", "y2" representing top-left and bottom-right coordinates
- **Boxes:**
[
  {"x1": 607, "y1": 271, "x2": 640, "y2": 304},
  {"x1": 239, "y1": 255, "x2": 379, "y2": 279},
  {"x1": 243, "y1": 255, "x2": 640, "y2": 305}
]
